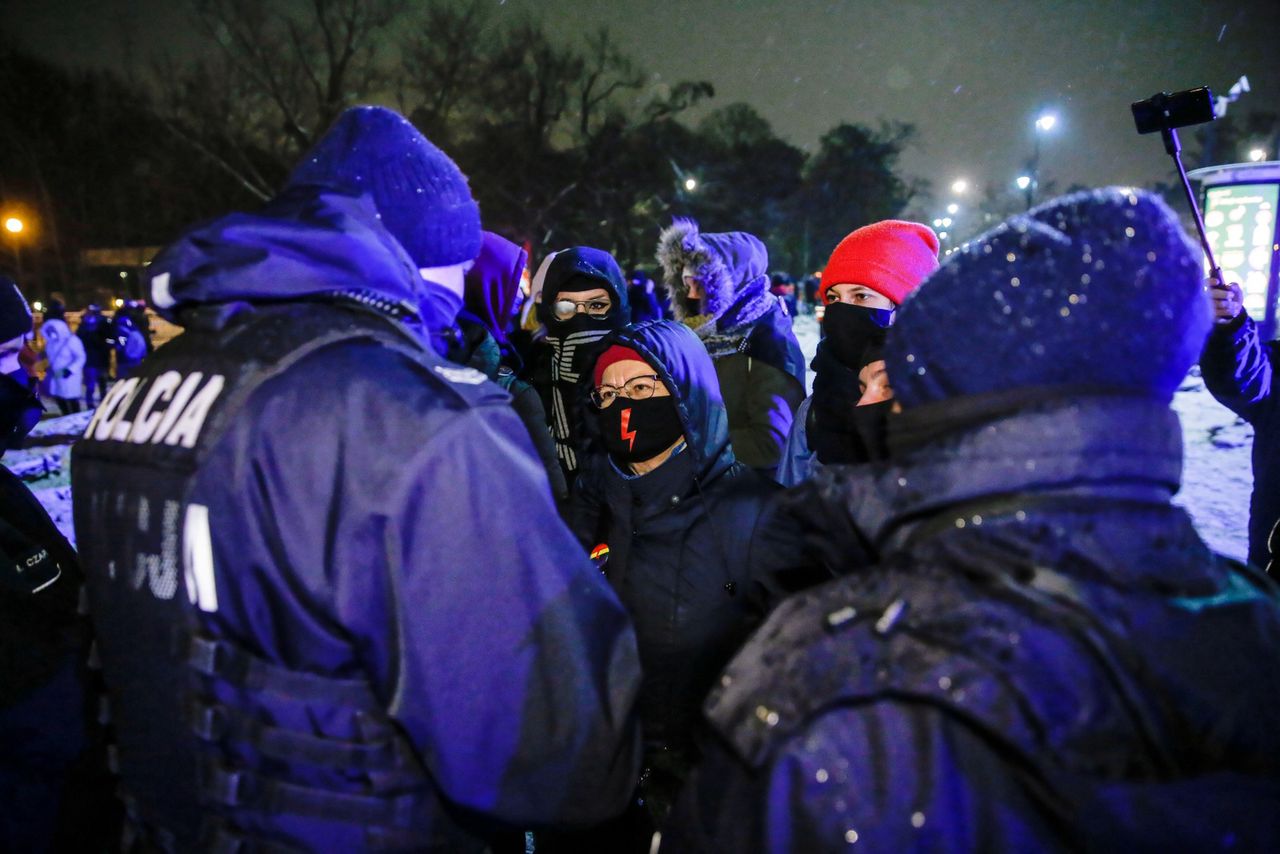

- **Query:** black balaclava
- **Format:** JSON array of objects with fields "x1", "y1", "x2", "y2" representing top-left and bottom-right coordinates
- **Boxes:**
[
  {"x1": 537, "y1": 248, "x2": 630, "y2": 475},
  {"x1": 597, "y1": 396, "x2": 684, "y2": 464},
  {"x1": 808, "y1": 303, "x2": 893, "y2": 465}
]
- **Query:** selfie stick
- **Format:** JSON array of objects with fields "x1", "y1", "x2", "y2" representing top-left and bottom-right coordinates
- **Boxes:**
[{"x1": 1160, "y1": 126, "x2": 1222, "y2": 282}]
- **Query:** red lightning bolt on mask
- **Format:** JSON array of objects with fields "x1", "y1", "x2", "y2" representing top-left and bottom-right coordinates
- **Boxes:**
[{"x1": 620, "y1": 407, "x2": 637, "y2": 451}]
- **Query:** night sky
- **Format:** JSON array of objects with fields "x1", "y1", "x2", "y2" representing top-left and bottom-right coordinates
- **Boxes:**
[{"x1": 7, "y1": 0, "x2": 1280, "y2": 213}]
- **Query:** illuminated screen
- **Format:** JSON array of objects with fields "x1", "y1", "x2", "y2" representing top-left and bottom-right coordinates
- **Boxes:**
[{"x1": 1203, "y1": 183, "x2": 1279, "y2": 318}]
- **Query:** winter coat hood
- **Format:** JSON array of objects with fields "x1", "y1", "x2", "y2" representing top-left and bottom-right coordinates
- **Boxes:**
[
  {"x1": 144, "y1": 186, "x2": 434, "y2": 331},
  {"x1": 463, "y1": 231, "x2": 527, "y2": 354},
  {"x1": 656, "y1": 218, "x2": 779, "y2": 337},
  {"x1": 535, "y1": 246, "x2": 630, "y2": 327},
  {"x1": 593, "y1": 319, "x2": 736, "y2": 486}
]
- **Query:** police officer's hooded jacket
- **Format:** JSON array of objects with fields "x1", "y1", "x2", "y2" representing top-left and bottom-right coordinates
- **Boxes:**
[
  {"x1": 567, "y1": 320, "x2": 789, "y2": 765},
  {"x1": 663, "y1": 190, "x2": 1280, "y2": 852},
  {"x1": 71, "y1": 177, "x2": 642, "y2": 847}
]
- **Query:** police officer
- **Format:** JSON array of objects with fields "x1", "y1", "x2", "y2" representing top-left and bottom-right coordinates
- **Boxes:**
[
  {"x1": 664, "y1": 190, "x2": 1280, "y2": 851},
  {"x1": 72, "y1": 107, "x2": 641, "y2": 851}
]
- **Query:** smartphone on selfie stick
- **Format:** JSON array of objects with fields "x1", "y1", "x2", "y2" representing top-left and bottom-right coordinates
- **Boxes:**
[{"x1": 1131, "y1": 86, "x2": 1223, "y2": 284}]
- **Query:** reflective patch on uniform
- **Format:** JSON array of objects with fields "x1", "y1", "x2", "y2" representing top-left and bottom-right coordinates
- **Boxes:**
[
  {"x1": 83, "y1": 371, "x2": 225, "y2": 448},
  {"x1": 433, "y1": 365, "x2": 488, "y2": 385},
  {"x1": 183, "y1": 503, "x2": 218, "y2": 613}
]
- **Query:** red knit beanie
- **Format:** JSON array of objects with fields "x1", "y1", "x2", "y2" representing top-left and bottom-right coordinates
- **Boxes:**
[
  {"x1": 818, "y1": 220, "x2": 940, "y2": 306},
  {"x1": 592, "y1": 344, "x2": 648, "y2": 385}
]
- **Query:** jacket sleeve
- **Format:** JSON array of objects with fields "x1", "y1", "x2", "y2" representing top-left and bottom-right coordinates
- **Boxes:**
[
  {"x1": 774, "y1": 397, "x2": 817, "y2": 487},
  {"x1": 377, "y1": 406, "x2": 642, "y2": 827},
  {"x1": 732, "y1": 359, "x2": 807, "y2": 471},
  {"x1": 1200, "y1": 313, "x2": 1275, "y2": 424}
]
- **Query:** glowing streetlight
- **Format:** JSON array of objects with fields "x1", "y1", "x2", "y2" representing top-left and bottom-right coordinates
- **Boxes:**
[
  {"x1": 938, "y1": 231, "x2": 949, "y2": 240},
  {"x1": 1016, "y1": 175, "x2": 1032, "y2": 191},
  {"x1": 932, "y1": 218, "x2": 944, "y2": 228},
  {"x1": 946, "y1": 203, "x2": 959, "y2": 215},
  {"x1": 32, "y1": 301, "x2": 43, "y2": 312},
  {"x1": 1035, "y1": 112, "x2": 1057, "y2": 132},
  {"x1": 3, "y1": 217, "x2": 22, "y2": 234},
  {"x1": 941, "y1": 217, "x2": 953, "y2": 228},
  {"x1": 951, "y1": 179, "x2": 968, "y2": 194},
  {"x1": 683, "y1": 177, "x2": 698, "y2": 192},
  {"x1": 1249, "y1": 148, "x2": 1267, "y2": 162},
  {"x1": 114, "y1": 298, "x2": 125, "y2": 308}
]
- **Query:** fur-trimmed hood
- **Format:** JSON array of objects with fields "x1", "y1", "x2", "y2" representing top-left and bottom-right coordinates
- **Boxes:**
[{"x1": 656, "y1": 218, "x2": 778, "y2": 338}]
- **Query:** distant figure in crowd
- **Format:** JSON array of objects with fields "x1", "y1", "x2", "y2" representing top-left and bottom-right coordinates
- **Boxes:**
[
  {"x1": 801, "y1": 273, "x2": 819, "y2": 316},
  {"x1": 777, "y1": 220, "x2": 939, "y2": 486},
  {"x1": 39, "y1": 299, "x2": 85, "y2": 415},
  {"x1": 0, "y1": 278, "x2": 117, "y2": 850},
  {"x1": 1201, "y1": 274, "x2": 1278, "y2": 572},
  {"x1": 72, "y1": 105, "x2": 641, "y2": 851},
  {"x1": 664, "y1": 189, "x2": 1280, "y2": 852},
  {"x1": 117, "y1": 298, "x2": 154, "y2": 354},
  {"x1": 77, "y1": 303, "x2": 113, "y2": 407},
  {"x1": 461, "y1": 230, "x2": 568, "y2": 503},
  {"x1": 657, "y1": 219, "x2": 805, "y2": 476},
  {"x1": 628, "y1": 268, "x2": 665, "y2": 325},
  {"x1": 529, "y1": 246, "x2": 631, "y2": 487},
  {"x1": 111, "y1": 310, "x2": 148, "y2": 378},
  {"x1": 769, "y1": 272, "x2": 797, "y2": 317},
  {"x1": 560, "y1": 320, "x2": 791, "y2": 851}
]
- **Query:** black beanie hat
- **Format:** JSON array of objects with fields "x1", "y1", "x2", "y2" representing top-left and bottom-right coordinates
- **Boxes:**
[
  {"x1": 0, "y1": 278, "x2": 33, "y2": 341},
  {"x1": 887, "y1": 188, "x2": 1211, "y2": 408}
]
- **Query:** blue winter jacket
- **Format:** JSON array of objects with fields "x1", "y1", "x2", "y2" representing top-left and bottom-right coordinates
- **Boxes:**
[{"x1": 73, "y1": 187, "x2": 642, "y2": 850}]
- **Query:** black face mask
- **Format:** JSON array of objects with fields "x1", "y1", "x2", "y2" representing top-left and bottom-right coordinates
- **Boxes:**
[
  {"x1": 849, "y1": 399, "x2": 893, "y2": 462},
  {"x1": 0, "y1": 370, "x2": 41, "y2": 452},
  {"x1": 597, "y1": 396, "x2": 684, "y2": 464},
  {"x1": 821, "y1": 303, "x2": 893, "y2": 370}
]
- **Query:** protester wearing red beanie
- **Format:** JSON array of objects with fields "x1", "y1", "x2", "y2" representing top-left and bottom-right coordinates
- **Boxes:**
[{"x1": 818, "y1": 220, "x2": 940, "y2": 307}]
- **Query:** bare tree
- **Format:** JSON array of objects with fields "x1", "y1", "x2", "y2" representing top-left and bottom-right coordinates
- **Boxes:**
[{"x1": 156, "y1": 0, "x2": 406, "y2": 199}]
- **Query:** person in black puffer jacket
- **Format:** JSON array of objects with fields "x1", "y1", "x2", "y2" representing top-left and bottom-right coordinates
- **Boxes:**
[{"x1": 554, "y1": 319, "x2": 800, "y2": 852}]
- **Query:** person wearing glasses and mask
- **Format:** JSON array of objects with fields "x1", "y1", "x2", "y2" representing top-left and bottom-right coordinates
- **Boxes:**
[
  {"x1": 554, "y1": 319, "x2": 792, "y2": 852},
  {"x1": 776, "y1": 221, "x2": 940, "y2": 487},
  {"x1": 527, "y1": 246, "x2": 631, "y2": 488}
]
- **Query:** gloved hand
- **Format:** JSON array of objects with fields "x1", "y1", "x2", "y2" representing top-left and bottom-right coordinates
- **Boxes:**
[{"x1": 1207, "y1": 275, "x2": 1243, "y2": 325}]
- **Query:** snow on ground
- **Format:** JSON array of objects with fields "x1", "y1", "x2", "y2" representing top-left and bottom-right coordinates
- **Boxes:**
[
  {"x1": 791, "y1": 312, "x2": 1251, "y2": 561},
  {"x1": 13, "y1": 318, "x2": 1252, "y2": 561}
]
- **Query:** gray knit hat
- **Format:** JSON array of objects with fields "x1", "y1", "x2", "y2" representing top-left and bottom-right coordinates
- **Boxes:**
[{"x1": 287, "y1": 106, "x2": 482, "y2": 268}]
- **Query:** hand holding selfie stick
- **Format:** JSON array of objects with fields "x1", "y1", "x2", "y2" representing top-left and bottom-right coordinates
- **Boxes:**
[{"x1": 1131, "y1": 87, "x2": 1223, "y2": 283}]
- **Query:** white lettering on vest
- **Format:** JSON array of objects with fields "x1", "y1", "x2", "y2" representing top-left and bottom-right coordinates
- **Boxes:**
[
  {"x1": 149, "y1": 372, "x2": 204, "y2": 445},
  {"x1": 183, "y1": 503, "x2": 218, "y2": 613},
  {"x1": 127, "y1": 371, "x2": 182, "y2": 444},
  {"x1": 85, "y1": 379, "x2": 132, "y2": 439},
  {"x1": 96, "y1": 378, "x2": 141, "y2": 441},
  {"x1": 163, "y1": 375, "x2": 225, "y2": 449}
]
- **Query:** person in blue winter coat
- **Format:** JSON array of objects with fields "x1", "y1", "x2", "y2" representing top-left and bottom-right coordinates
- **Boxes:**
[
  {"x1": 1201, "y1": 275, "x2": 1278, "y2": 572},
  {"x1": 71, "y1": 106, "x2": 641, "y2": 852},
  {"x1": 662, "y1": 189, "x2": 1280, "y2": 852},
  {"x1": 656, "y1": 220, "x2": 806, "y2": 477}
]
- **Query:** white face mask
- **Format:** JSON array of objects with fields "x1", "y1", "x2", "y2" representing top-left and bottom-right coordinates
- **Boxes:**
[{"x1": 418, "y1": 261, "x2": 474, "y2": 298}]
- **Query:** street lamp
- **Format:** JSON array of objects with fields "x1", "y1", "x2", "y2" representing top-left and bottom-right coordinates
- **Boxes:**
[
  {"x1": 1034, "y1": 113, "x2": 1057, "y2": 132},
  {"x1": 2, "y1": 214, "x2": 26, "y2": 278},
  {"x1": 684, "y1": 177, "x2": 698, "y2": 192},
  {"x1": 1016, "y1": 175, "x2": 1032, "y2": 191},
  {"x1": 1249, "y1": 148, "x2": 1267, "y2": 162},
  {"x1": 1026, "y1": 109, "x2": 1058, "y2": 209},
  {"x1": 946, "y1": 203, "x2": 959, "y2": 215},
  {"x1": 3, "y1": 217, "x2": 22, "y2": 234},
  {"x1": 951, "y1": 179, "x2": 969, "y2": 195}
]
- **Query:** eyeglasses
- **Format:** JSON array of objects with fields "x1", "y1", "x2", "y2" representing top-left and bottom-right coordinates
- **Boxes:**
[
  {"x1": 552, "y1": 297, "x2": 612, "y2": 321},
  {"x1": 590, "y1": 374, "x2": 661, "y2": 408}
]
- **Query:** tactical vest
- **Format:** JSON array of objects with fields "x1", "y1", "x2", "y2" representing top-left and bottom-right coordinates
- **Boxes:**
[{"x1": 72, "y1": 302, "x2": 489, "y2": 852}]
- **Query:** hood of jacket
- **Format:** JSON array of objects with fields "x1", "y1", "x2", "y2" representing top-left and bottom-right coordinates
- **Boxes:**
[
  {"x1": 656, "y1": 218, "x2": 778, "y2": 337},
  {"x1": 463, "y1": 231, "x2": 527, "y2": 353},
  {"x1": 144, "y1": 186, "x2": 434, "y2": 332},
  {"x1": 591, "y1": 320, "x2": 737, "y2": 487},
  {"x1": 802, "y1": 392, "x2": 1185, "y2": 557}
]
